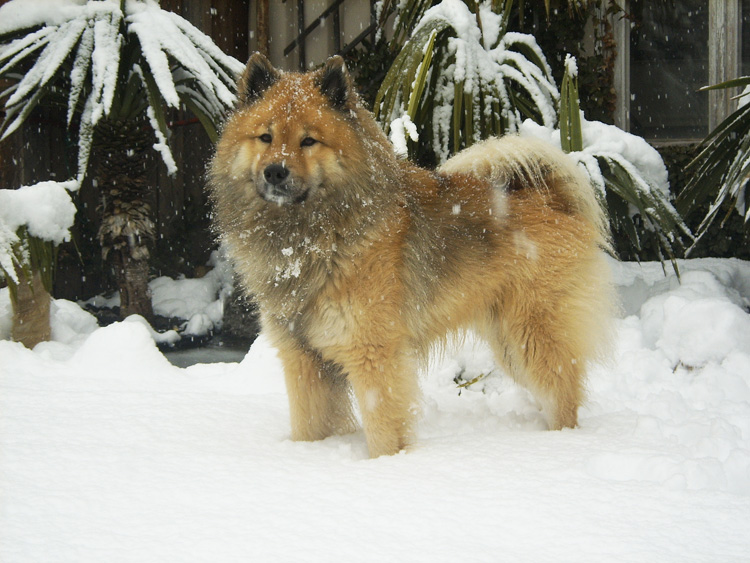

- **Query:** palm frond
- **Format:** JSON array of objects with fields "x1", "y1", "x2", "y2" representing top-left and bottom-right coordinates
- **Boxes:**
[
  {"x1": 554, "y1": 56, "x2": 690, "y2": 268},
  {"x1": 559, "y1": 54, "x2": 582, "y2": 152},
  {"x1": 678, "y1": 76, "x2": 750, "y2": 243},
  {"x1": 375, "y1": 0, "x2": 557, "y2": 163},
  {"x1": 698, "y1": 76, "x2": 750, "y2": 93},
  {"x1": 0, "y1": 0, "x2": 243, "y2": 178}
]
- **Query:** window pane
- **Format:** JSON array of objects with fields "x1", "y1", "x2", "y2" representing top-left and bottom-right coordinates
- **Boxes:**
[{"x1": 630, "y1": 1, "x2": 709, "y2": 140}]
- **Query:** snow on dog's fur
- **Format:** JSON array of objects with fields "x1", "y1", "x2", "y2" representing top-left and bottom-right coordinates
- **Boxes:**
[{"x1": 209, "y1": 54, "x2": 614, "y2": 458}]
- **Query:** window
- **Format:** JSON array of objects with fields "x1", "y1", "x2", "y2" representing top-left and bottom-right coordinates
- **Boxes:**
[
  {"x1": 629, "y1": 2, "x2": 709, "y2": 140},
  {"x1": 613, "y1": 0, "x2": 747, "y2": 142}
]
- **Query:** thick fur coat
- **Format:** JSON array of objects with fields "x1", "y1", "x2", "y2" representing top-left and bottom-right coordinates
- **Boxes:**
[{"x1": 209, "y1": 54, "x2": 614, "y2": 457}]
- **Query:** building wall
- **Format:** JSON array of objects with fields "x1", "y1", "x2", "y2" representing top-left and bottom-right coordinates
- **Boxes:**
[{"x1": 252, "y1": 0, "x2": 374, "y2": 70}]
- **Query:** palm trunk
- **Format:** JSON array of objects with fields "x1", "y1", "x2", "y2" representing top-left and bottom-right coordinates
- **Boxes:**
[
  {"x1": 110, "y1": 246, "x2": 153, "y2": 319},
  {"x1": 93, "y1": 118, "x2": 156, "y2": 320},
  {"x1": 11, "y1": 269, "x2": 51, "y2": 348}
]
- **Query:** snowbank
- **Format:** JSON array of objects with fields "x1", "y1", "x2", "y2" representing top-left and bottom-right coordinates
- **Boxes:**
[
  {"x1": 1, "y1": 258, "x2": 749, "y2": 561},
  {"x1": 149, "y1": 261, "x2": 230, "y2": 336},
  {"x1": 82, "y1": 250, "x2": 234, "y2": 338}
]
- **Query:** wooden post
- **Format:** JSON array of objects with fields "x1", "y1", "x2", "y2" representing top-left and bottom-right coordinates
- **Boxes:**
[
  {"x1": 708, "y1": 0, "x2": 740, "y2": 131},
  {"x1": 610, "y1": 0, "x2": 630, "y2": 132},
  {"x1": 297, "y1": 0, "x2": 306, "y2": 70},
  {"x1": 257, "y1": 0, "x2": 270, "y2": 57}
]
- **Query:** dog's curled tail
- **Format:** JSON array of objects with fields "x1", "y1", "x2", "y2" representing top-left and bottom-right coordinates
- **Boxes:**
[{"x1": 438, "y1": 136, "x2": 612, "y2": 250}]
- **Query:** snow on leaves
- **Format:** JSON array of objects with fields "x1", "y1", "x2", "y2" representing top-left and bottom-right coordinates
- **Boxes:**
[
  {"x1": 0, "y1": 0, "x2": 244, "y2": 181},
  {"x1": 0, "y1": 180, "x2": 78, "y2": 284},
  {"x1": 378, "y1": 0, "x2": 558, "y2": 163}
]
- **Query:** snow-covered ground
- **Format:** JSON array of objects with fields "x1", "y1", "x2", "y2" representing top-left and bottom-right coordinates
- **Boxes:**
[{"x1": 1, "y1": 257, "x2": 750, "y2": 562}]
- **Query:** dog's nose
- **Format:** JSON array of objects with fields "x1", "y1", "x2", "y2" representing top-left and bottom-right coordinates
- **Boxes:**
[{"x1": 264, "y1": 164, "x2": 290, "y2": 185}]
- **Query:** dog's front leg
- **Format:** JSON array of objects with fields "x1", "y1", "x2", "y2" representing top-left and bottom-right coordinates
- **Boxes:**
[
  {"x1": 342, "y1": 346, "x2": 419, "y2": 458},
  {"x1": 275, "y1": 342, "x2": 357, "y2": 442}
]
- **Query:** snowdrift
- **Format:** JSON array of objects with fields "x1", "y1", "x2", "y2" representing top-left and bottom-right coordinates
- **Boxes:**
[{"x1": 1, "y1": 258, "x2": 749, "y2": 562}]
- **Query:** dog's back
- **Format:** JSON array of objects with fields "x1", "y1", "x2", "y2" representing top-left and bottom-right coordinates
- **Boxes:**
[{"x1": 439, "y1": 135, "x2": 610, "y2": 249}]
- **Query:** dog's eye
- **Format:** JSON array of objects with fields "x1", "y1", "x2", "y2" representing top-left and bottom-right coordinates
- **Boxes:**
[
  {"x1": 301, "y1": 137, "x2": 318, "y2": 148},
  {"x1": 259, "y1": 133, "x2": 272, "y2": 143}
]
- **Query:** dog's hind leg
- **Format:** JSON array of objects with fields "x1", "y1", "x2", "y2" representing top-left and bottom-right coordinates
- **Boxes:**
[
  {"x1": 277, "y1": 344, "x2": 357, "y2": 442},
  {"x1": 487, "y1": 315, "x2": 584, "y2": 430}
]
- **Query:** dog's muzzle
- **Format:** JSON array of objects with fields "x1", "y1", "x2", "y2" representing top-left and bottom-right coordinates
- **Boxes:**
[{"x1": 258, "y1": 164, "x2": 308, "y2": 205}]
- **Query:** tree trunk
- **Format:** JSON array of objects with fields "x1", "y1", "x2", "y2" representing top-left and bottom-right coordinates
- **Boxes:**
[
  {"x1": 11, "y1": 269, "x2": 51, "y2": 348},
  {"x1": 92, "y1": 118, "x2": 156, "y2": 320},
  {"x1": 110, "y1": 247, "x2": 153, "y2": 319}
]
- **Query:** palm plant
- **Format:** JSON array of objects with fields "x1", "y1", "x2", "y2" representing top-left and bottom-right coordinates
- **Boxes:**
[
  {"x1": 557, "y1": 57, "x2": 690, "y2": 269},
  {"x1": 376, "y1": 0, "x2": 690, "y2": 267},
  {"x1": 375, "y1": 0, "x2": 559, "y2": 163},
  {"x1": 0, "y1": 0, "x2": 244, "y2": 319},
  {"x1": 677, "y1": 77, "x2": 750, "y2": 246},
  {"x1": 0, "y1": 180, "x2": 78, "y2": 348}
]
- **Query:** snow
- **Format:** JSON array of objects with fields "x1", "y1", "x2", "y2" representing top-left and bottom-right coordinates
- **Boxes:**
[
  {"x1": 520, "y1": 117, "x2": 670, "y2": 199},
  {"x1": 0, "y1": 180, "x2": 78, "y2": 245},
  {"x1": 149, "y1": 266, "x2": 228, "y2": 335},
  {"x1": 0, "y1": 180, "x2": 78, "y2": 284},
  {"x1": 564, "y1": 53, "x2": 578, "y2": 78},
  {"x1": 0, "y1": 0, "x2": 86, "y2": 35},
  {"x1": 389, "y1": 0, "x2": 558, "y2": 163},
  {"x1": 2, "y1": 257, "x2": 750, "y2": 561},
  {"x1": 83, "y1": 249, "x2": 233, "y2": 338},
  {"x1": 389, "y1": 112, "x2": 419, "y2": 156}
]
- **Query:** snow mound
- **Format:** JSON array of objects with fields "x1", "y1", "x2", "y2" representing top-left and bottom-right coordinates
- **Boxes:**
[{"x1": 639, "y1": 269, "x2": 750, "y2": 368}]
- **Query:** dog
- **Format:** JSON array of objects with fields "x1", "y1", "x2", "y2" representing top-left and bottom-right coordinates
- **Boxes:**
[{"x1": 208, "y1": 53, "x2": 614, "y2": 458}]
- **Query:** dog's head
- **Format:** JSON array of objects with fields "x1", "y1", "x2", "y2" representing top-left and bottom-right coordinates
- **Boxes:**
[{"x1": 218, "y1": 53, "x2": 364, "y2": 206}]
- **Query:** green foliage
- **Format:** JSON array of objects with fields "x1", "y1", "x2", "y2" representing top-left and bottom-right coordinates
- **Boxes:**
[
  {"x1": 374, "y1": 0, "x2": 558, "y2": 164},
  {"x1": 598, "y1": 157, "x2": 689, "y2": 270},
  {"x1": 557, "y1": 57, "x2": 690, "y2": 270},
  {"x1": 559, "y1": 56, "x2": 582, "y2": 153},
  {"x1": 0, "y1": 0, "x2": 243, "y2": 180},
  {"x1": 630, "y1": 145, "x2": 750, "y2": 261},
  {"x1": 678, "y1": 77, "x2": 750, "y2": 247}
]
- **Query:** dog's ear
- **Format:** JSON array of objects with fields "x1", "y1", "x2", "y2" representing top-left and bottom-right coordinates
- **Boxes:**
[
  {"x1": 238, "y1": 53, "x2": 280, "y2": 106},
  {"x1": 317, "y1": 56, "x2": 356, "y2": 111}
]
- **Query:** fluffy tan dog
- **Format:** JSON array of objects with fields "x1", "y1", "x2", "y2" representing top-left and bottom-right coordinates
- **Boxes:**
[{"x1": 209, "y1": 54, "x2": 614, "y2": 457}]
